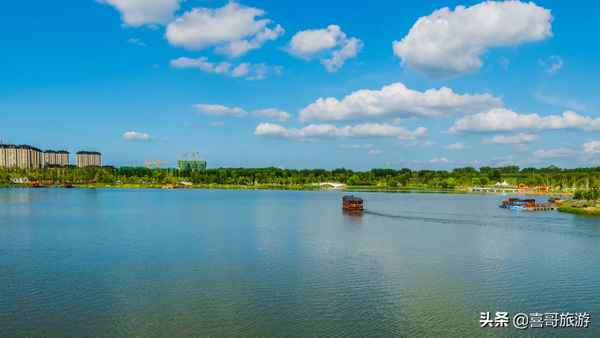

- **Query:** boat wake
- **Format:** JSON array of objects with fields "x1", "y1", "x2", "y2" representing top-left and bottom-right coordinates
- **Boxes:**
[
  {"x1": 363, "y1": 210, "x2": 482, "y2": 226},
  {"x1": 362, "y1": 209, "x2": 600, "y2": 239}
]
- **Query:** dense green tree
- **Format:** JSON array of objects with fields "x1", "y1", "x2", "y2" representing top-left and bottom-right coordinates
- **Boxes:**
[{"x1": 1, "y1": 165, "x2": 600, "y2": 193}]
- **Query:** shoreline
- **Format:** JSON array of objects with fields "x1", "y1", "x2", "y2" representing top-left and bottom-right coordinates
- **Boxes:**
[
  {"x1": 0, "y1": 183, "x2": 572, "y2": 196},
  {"x1": 557, "y1": 201, "x2": 600, "y2": 216}
]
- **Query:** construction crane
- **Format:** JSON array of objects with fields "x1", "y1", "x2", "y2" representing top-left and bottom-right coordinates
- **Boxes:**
[
  {"x1": 182, "y1": 152, "x2": 200, "y2": 160},
  {"x1": 144, "y1": 160, "x2": 168, "y2": 169}
]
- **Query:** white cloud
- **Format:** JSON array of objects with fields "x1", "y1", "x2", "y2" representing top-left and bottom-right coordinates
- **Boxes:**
[
  {"x1": 171, "y1": 57, "x2": 231, "y2": 74},
  {"x1": 583, "y1": 141, "x2": 600, "y2": 155},
  {"x1": 288, "y1": 25, "x2": 345, "y2": 57},
  {"x1": 445, "y1": 142, "x2": 465, "y2": 150},
  {"x1": 339, "y1": 144, "x2": 374, "y2": 150},
  {"x1": 193, "y1": 104, "x2": 290, "y2": 121},
  {"x1": 246, "y1": 63, "x2": 283, "y2": 80},
  {"x1": 483, "y1": 133, "x2": 538, "y2": 144},
  {"x1": 534, "y1": 90, "x2": 586, "y2": 111},
  {"x1": 99, "y1": 0, "x2": 181, "y2": 27},
  {"x1": 322, "y1": 38, "x2": 363, "y2": 72},
  {"x1": 127, "y1": 38, "x2": 146, "y2": 47},
  {"x1": 393, "y1": 1, "x2": 552, "y2": 77},
  {"x1": 231, "y1": 63, "x2": 250, "y2": 77},
  {"x1": 194, "y1": 104, "x2": 248, "y2": 117},
  {"x1": 299, "y1": 82, "x2": 501, "y2": 122},
  {"x1": 450, "y1": 109, "x2": 600, "y2": 133},
  {"x1": 540, "y1": 55, "x2": 563, "y2": 75},
  {"x1": 166, "y1": 3, "x2": 283, "y2": 57},
  {"x1": 430, "y1": 157, "x2": 450, "y2": 164},
  {"x1": 288, "y1": 25, "x2": 362, "y2": 72},
  {"x1": 216, "y1": 25, "x2": 284, "y2": 57},
  {"x1": 255, "y1": 122, "x2": 427, "y2": 140},
  {"x1": 368, "y1": 149, "x2": 383, "y2": 156},
  {"x1": 533, "y1": 147, "x2": 576, "y2": 159},
  {"x1": 499, "y1": 57, "x2": 510, "y2": 70},
  {"x1": 122, "y1": 131, "x2": 152, "y2": 141},
  {"x1": 170, "y1": 57, "x2": 281, "y2": 80},
  {"x1": 252, "y1": 108, "x2": 291, "y2": 122}
]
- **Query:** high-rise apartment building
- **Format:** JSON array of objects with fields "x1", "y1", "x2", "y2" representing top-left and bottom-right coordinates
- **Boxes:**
[
  {"x1": 0, "y1": 144, "x2": 43, "y2": 169},
  {"x1": 76, "y1": 151, "x2": 101, "y2": 167},
  {"x1": 44, "y1": 150, "x2": 70, "y2": 167}
]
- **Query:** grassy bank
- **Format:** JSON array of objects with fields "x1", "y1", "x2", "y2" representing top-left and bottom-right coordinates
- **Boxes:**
[
  {"x1": 72, "y1": 183, "x2": 322, "y2": 191},
  {"x1": 3, "y1": 182, "x2": 468, "y2": 193},
  {"x1": 0, "y1": 182, "x2": 571, "y2": 196},
  {"x1": 345, "y1": 185, "x2": 470, "y2": 193},
  {"x1": 558, "y1": 200, "x2": 600, "y2": 216}
]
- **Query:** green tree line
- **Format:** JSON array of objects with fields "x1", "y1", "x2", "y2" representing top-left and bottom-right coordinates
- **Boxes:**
[{"x1": 2, "y1": 165, "x2": 600, "y2": 191}]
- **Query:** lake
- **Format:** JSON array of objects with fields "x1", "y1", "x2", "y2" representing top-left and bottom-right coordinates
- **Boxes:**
[{"x1": 1, "y1": 189, "x2": 599, "y2": 337}]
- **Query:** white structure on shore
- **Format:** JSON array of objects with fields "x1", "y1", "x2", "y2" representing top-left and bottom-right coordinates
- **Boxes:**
[{"x1": 318, "y1": 182, "x2": 346, "y2": 190}]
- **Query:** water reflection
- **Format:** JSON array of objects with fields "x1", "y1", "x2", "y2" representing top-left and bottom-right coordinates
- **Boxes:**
[{"x1": 1, "y1": 189, "x2": 599, "y2": 337}]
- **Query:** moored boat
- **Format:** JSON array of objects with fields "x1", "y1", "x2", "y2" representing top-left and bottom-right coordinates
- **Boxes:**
[
  {"x1": 30, "y1": 181, "x2": 44, "y2": 188},
  {"x1": 500, "y1": 198, "x2": 536, "y2": 210},
  {"x1": 500, "y1": 197, "x2": 559, "y2": 211}
]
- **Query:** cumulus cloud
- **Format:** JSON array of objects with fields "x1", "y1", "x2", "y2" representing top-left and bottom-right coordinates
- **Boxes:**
[
  {"x1": 99, "y1": 0, "x2": 181, "y2": 27},
  {"x1": 483, "y1": 133, "x2": 538, "y2": 144},
  {"x1": 122, "y1": 131, "x2": 152, "y2": 141},
  {"x1": 171, "y1": 56, "x2": 231, "y2": 74},
  {"x1": 533, "y1": 147, "x2": 576, "y2": 159},
  {"x1": 194, "y1": 104, "x2": 290, "y2": 121},
  {"x1": 194, "y1": 104, "x2": 248, "y2": 117},
  {"x1": 322, "y1": 38, "x2": 363, "y2": 72},
  {"x1": 393, "y1": 1, "x2": 552, "y2": 77},
  {"x1": 288, "y1": 25, "x2": 362, "y2": 72},
  {"x1": 127, "y1": 38, "x2": 146, "y2": 47},
  {"x1": 252, "y1": 108, "x2": 291, "y2": 122},
  {"x1": 445, "y1": 142, "x2": 465, "y2": 150},
  {"x1": 299, "y1": 82, "x2": 502, "y2": 122},
  {"x1": 430, "y1": 157, "x2": 450, "y2": 164},
  {"x1": 583, "y1": 141, "x2": 600, "y2": 155},
  {"x1": 170, "y1": 57, "x2": 282, "y2": 80},
  {"x1": 540, "y1": 55, "x2": 563, "y2": 75},
  {"x1": 339, "y1": 144, "x2": 374, "y2": 150},
  {"x1": 216, "y1": 25, "x2": 284, "y2": 57},
  {"x1": 166, "y1": 3, "x2": 283, "y2": 57},
  {"x1": 534, "y1": 90, "x2": 586, "y2": 111},
  {"x1": 255, "y1": 122, "x2": 427, "y2": 140},
  {"x1": 450, "y1": 109, "x2": 600, "y2": 133}
]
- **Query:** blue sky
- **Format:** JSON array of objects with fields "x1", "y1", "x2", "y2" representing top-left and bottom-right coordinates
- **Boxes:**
[{"x1": 1, "y1": 0, "x2": 600, "y2": 170}]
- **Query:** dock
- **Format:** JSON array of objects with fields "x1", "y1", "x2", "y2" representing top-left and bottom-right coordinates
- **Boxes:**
[
  {"x1": 500, "y1": 197, "x2": 561, "y2": 211},
  {"x1": 527, "y1": 203, "x2": 558, "y2": 211}
]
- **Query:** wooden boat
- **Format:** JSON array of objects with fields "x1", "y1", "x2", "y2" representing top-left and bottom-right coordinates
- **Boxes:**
[
  {"x1": 343, "y1": 195, "x2": 364, "y2": 211},
  {"x1": 500, "y1": 197, "x2": 558, "y2": 211},
  {"x1": 30, "y1": 181, "x2": 44, "y2": 188},
  {"x1": 64, "y1": 182, "x2": 74, "y2": 188},
  {"x1": 500, "y1": 198, "x2": 536, "y2": 210}
]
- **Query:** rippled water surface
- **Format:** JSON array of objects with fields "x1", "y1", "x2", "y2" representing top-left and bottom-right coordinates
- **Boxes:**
[{"x1": 1, "y1": 189, "x2": 599, "y2": 337}]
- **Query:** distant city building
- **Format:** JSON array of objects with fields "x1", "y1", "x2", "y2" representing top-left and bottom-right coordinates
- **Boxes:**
[
  {"x1": 76, "y1": 151, "x2": 102, "y2": 167},
  {"x1": 0, "y1": 144, "x2": 43, "y2": 169},
  {"x1": 0, "y1": 144, "x2": 16, "y2": 168},
  {"x1": 177, "y1": 160, "x2": 207, "y2": 171},
  {"x1": 44, "y1": 150, "x2": 69, "y2": 167}
]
